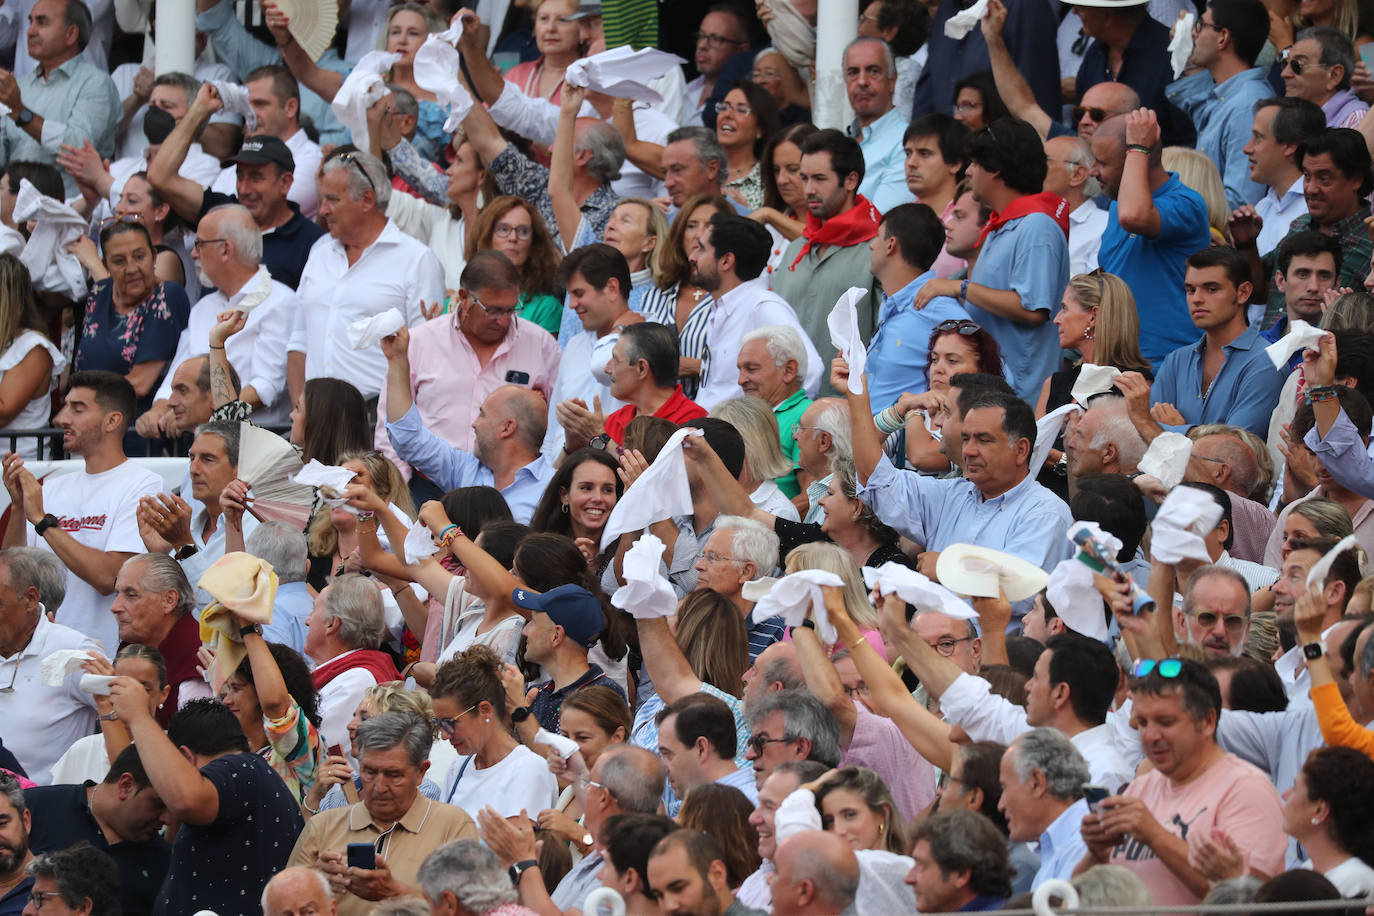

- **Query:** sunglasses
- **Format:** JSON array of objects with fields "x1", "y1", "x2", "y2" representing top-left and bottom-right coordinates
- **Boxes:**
[
  {"x1": 1071, "y1": 105, "x2": 1126, "y2": 124},
  {"x1": 1282, "y1": 51, "x2": 1329, "y2": 76},
  {"x1": 1132, "y1": 658, "x2": 1183, "y2": 678},
  {"x1": 1192, "y1": 610, "x2": 1249, "y2": 633},
  {"x1": 936, "y1": 319, "x2": 982, "y2": 336},
  {"x1": 337, "y1": 151, "x2": 377, "y2": 197}
]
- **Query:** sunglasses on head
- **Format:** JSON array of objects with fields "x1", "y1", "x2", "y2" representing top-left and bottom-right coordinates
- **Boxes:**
[
  {"x1": 936, "y1": 319, "x2": 982, "y2": 336},
  {"x1": 1132, "y1": 658, "x2": 1183, "y2": 678}
]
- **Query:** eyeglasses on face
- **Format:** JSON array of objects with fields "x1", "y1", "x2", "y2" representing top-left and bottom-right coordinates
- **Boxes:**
[
  {"x1": 434, "y1": 704, "x2": 478, "y2": 736},
  {"x1": 192, "y1": 238, "x2": 229, "y2": 252},
  {"x1": 468, "y1": 291, "x2": 518, "y2": 319},
  {"x1": 98, "y1": 212, "x2": 143, "y2": 230},
  {"x1": 716, "y1": 101, "x2": 754, "y2": 117},
  {"x1": 27, "y1": 891, "x2": 62, "y2": 911},
  {"x1": 694, "y1": 31, "x2": 745, "y2": 47},
  {"x1": 1191, "y1": 610, "x2": 1248, "y2": 634},
  {"x1": 1132, "y1": 658, "x2": 1183, "y2": 678},
  {"x1": 701, "y1": 551, "x2": 742, "y2": 564},
  {"x1": 928, "y1": 635, "x2": 974, "y2": 656},
  {"x1": 493, "y1": 223, "x2": 533, "y2": 240},
  {"x1": 936, "y1": 318, "x2": 982, "y2": 336},
  {"x1": 746, "y1": 733, "x2": 797, "y2": 756},
  {"x1": 1071, "y1": 105, "x2": 1127, "y2": 124},
  {"x1": 791, "y1": 422, "x2": 821, "y2": 438},
  {"x1": 1282, "y1": 51, "x2": 1329, "y2": 76},
  {"x1": 1191, "y1": 17, "x2": 1222, "y2": 33}
]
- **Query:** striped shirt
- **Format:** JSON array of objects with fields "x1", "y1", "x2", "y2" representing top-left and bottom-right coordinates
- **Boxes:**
[{"x1": 639, "y1": 282, "x2": 714, "y2": 400}]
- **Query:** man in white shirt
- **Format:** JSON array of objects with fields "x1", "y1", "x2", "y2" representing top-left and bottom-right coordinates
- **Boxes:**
[
  {"x1": 0, "y1": 371, "x2": 162, "y2": 653},
  {"x1": 209, "y1": 65, "x2": 322, "y2": 218},
  {"x1": 683, "y1": 8, "x2": 752, "y2": 125},
  {"x1": 1230, "y1": 97, "x2": 1324, "y2": 258},
  {"x1": 287, "y1": 149, "x2": 445, "y2": 403},
  {"x1": 0, "y1": 546, "x2": 100, "y2": 782},
  {"x1": 1000, "y1": 729, "x2": 1091, "y2": 890},
  {"x1": 304, "y1": 574, "x2": 399, "y2": 750},
  {"x1": 690, "y1": 214, "x2": 820, "y2": 410},
  {"x1": 143, "y1": 204, "x2": 297, "y2": 431},
  {"x1": 1044, "y1": 135, "x2": 1108, "y2": 276}
]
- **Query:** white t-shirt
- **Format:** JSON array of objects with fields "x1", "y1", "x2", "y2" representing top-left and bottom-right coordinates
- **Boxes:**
[
  {"x1": 316, "y1": 651, "x2": 382, "y2": 751},
  {"x1": 1313, "y1": 857, "x2": 1374, "y2": 897},
  {"x1": 435, "y1": 584, "x2": 524, "y2": 668},
  {"x1": 48, "y1": 733, "x2": 112, "y2": 786},
  {"x1": 442, "y1": 742, "x2": 559, "y2": 819},
  {"x1": 28, "y1": 461, "x2": 163, "y2": 651}
]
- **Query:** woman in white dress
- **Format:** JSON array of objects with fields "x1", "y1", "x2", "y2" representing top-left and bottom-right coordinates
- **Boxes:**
[{"x1": 0, "y1": 255, "x2": 64, "y2": 458}]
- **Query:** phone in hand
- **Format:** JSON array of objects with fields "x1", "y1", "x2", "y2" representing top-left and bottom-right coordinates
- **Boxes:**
[
  {"x1": 1083, "y1": 785, "x2": 1110, "y2": 815},
  {"x1": 327, "y1": 744, "x2": 344, "y2": 759},
  {"x1": 346, "y1": 842, "x2": 376, "y2": 871},
  {"x1": 505, "y1": 370, "x2": 531, "y2": 385}
]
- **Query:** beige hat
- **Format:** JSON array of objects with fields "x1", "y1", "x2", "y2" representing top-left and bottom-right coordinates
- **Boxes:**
[
  {"x1": 273, "y1": 0, "x2": 339, "y2": 62},
  {"x1": 935, "y1": 544, "x2": 1049, "y2": 602}
]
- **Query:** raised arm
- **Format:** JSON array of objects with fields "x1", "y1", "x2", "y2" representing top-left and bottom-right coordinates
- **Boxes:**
[
  {"x1": 110, "y1": 678, "x2": 221, "y2": 824},
  {"x1": 455, "y1": 10, "x2": 511, "y2": 105},
  {"x1": 611, "y1": 99, "x2": 665, "y2": 179},
  {"x1": 381, "y1": 327, "x2": 413, "y2": 423},
  {"x1": 1116, "y1": 110, "x2": 1164, "y2": 238},
  {"x1": 262, "y1": 1, "x2": 344, "y2": 103},
  {"x1": 549, "y1": 87, "x2": 586, "y2": 251},
  {"x1": 836, "y1": 358, "x2": 885, "y2": 485},
  {"x1": 794, "y1": 587, "x2": 858, "y2": 746},
  {"x1": 981, "y1": 0, "x2": 1051, "y2": 138},
  {"x1": 418, "y1": 502, "x2": 523, "y2": 601},
  {"x1": 147, "y1": 83, "x2": 218, "y2": 224},
  {"x1": 681, "y1": 435, "x2": 773, "y2": 524},
  {"x1": 634, "y1": 615, "x2": 704, "y2": 703}
]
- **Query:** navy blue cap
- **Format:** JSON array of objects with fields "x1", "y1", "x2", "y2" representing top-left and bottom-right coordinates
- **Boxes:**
[{"x1": 511, "y1": 584, "x2": 604, "y2": 648}]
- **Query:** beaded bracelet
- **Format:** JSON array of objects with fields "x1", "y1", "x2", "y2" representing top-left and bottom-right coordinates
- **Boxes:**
[
  {"x1": 1126, "y1": 144, "x2": 1150, "y2": 154},
  {"x1": 1307, "y1": 385, "x2": 1339, "y2": 403}
]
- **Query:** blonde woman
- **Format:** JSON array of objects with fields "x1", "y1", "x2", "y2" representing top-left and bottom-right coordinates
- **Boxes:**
[
  {"x1": 1163, "y1": 147, "x2": 1230, "y2": 244},
  {"x1": 785, "y1": 541, "x2": 882, "y2": 633},
  {"x1": 556, "y1": 198, "x2": 669, "y2": 341},
  {"x1": 1036, "y1": 269, "x2": 1153, "y2": 417},
  {"x1": 711, "y1": 396, "x2": 799, "y2": 521}
]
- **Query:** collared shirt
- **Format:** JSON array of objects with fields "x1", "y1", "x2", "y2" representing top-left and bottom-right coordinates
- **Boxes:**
[
  {"x1": 850, "y1": 107, "x2": 914, "y2": 214},
  {"x1": 773, "y1": 388, "x2": 812, "y2": 499},
  {"x1": 737, "y1": 861, "x2": 774, "y2": 911},
  {"x1": 1098, "y1": 173, "x2": 1212, "y2": 366},
  {"x1": 1305, "y1": 407, "x2": 1374, "y2": 500},
  {"x1": 552, "y1": 850, "x2": 605, "y2": 910},
  {"x1": 1035, "y1": 799, "x2": 1090, "y2": 890},
  {"x1": 0, "y1": 614, "x2": 99, "y2": 783},
  {"x1": 1323, "y1": 87, "x2": 1369, "y2": 127},
  {"x1": 287, "y1": 795, "x2": 477, "y2": 916},
  {"x1": 804, "y1": 472, "x2": 833, "y2": 525},
  {"x1": 386, "y1": 404, "x2": 555, "y2": 524},
  {"x1": 1167, "y1": 67, "x2": 1271, "y2": 207},
  {"x1": 697, "y1": 278, "x2": 821, "y2": 410},
  {"x1": 604, "y1": 386, "x2": 708, "y2": 442},
  {"x1": 262, "y1": 580, "x2": 313, "y2": 657},
  {"x1": 487, "y1": 142, "x2": 620, "y2": 254},
  {"x1": 1255, "y1": 176, "x2": 1307, "y2": 257},
  {"x1": 1, "y1": 54, "x2": 120, "y2": 196},
  {"x1": 868, "y1": 270, "x2": 970, "y2": 407},
  {"x1": 1068, "y1": 198, "x2": 1109, "y2": 276},
  {"x1": 529, "y1": 664, "x2": 626, "y2": 732},
  {"x1": 200, "y1": 192, "x2": 326, "y2": 291},
  {"x1": 542, "y1": 327, "x2": 626, "y2": 460},
  {"x1": 182, "y1": 508, "x2": 262, "y2": 611},
  {"x1": 1151, "y1": 324, "x2": 1286, "y2": 436},
  {"x1": 288, "y1": 219, "x2": 446, "y2": 399},
  {"x1": 1262, "y1": 207, "x2": 1374, "y2": 327},
  {"x1": 1077, "y1": 17, "x2": 1195, "y2": 146}
]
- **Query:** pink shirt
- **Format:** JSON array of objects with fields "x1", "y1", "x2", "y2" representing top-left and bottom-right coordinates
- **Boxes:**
[
  {"x1": 375, "y1": 314, "x2": 561, "y2": 475},
  {"x1": 842, "y1": 700, "x2": 937, "y2": 822},
  {"x1": 1109, "y1": 753, "x2": 1286, "y2": 907}
]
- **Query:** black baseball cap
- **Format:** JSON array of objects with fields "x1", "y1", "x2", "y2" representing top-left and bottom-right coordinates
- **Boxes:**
[{"x1": 231, "y1": 135, "x2": 295, "y2": 173}]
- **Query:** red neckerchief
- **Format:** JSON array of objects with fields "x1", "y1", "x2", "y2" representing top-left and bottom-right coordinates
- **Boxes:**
[
  {"x1": 310, "y1": 649, "x2": 401, "y2": 691},
  {"x1": 975, "y1": 191, "x2": 1071, "y2": 248},
  {"x1": 789, "y1": 194, "x2": 881, "y2": 269}
]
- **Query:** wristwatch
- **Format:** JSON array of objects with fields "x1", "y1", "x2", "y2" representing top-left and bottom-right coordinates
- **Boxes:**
[
  {"x1": 240, "y1": 623, "x2": 263, "y2": 639},
  {"x1": 15, "y1": 108, "x2": 33, "y2": 126},
  {"x1": 509, "y1": 859, "x2": 538, "y2": 884},
  {"x1": 99, "y1": 711, "x2": 119, "y2": 721},
  {"x1": 1303, "y1": 641, "x2": 1325, "y2": 660},
  {"x1": 174, "y1": 544, "x2": 199, "y2": 561},
  {"x1": 33, "y1": 514, "x2": 58, "y2": 537},
  {"x1": 589, "y1": 434, "x2": 612, "y2": 451},
  {"x1": 510, "y1": 705, "x2": 533, "y2": 724}
]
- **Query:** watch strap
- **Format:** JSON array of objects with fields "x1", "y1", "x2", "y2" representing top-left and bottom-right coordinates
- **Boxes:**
[
  {"x1": 508, "y1": 859, "x2": 538, "y2": 883},
  {"x1": 240, "y1": 623, "x2": 263, "y2": 638},
  {"x1": 1303, "y1": 641, "x2": 1324, "y2": 660},
  {"x1": 510, "y1": 705, "x2": 533, "y2": 724},
  {"x1": 33, "y1": 514, "x2": 58, "y2": 536}
]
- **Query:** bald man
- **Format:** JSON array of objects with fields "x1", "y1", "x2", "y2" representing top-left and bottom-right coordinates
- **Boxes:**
[
  {"x1": 262, "y1": 867, "x2": 338, "y2": 916},
  {"x1": 770, "y1": 832, "x2": 861, "y2": 916}
]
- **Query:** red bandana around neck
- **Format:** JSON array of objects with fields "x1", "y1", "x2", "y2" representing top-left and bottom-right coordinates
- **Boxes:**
[
  {"x1": 311, "y1": 648, "x2": 401, "y2": 691},
  {"x1": 975, "y1": 191, "x2": 1071, "y2": 249},
  {"x1": 789, "y1": 194, "x2": 881, "y2": 269}
]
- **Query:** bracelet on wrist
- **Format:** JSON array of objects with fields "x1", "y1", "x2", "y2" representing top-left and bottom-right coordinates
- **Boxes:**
[
  {"x1": 208, "y1": 344, "x2": 225, "y2": 350},
  {"x1": 874, "y1": 406, "x2": 904, "y2": 435},
  {"x1": 1126, "y1": 144, "x2": 1150, "y2": 154},
  {"x1": 1306, "y1": 385, "x2": 1339, "y2": 404}
]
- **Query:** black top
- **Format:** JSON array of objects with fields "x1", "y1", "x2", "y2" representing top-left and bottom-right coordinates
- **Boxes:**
[
  {"x1": 0, "y1": 737, "x2": 25, "y2": 777},
  {"x1": 24, "y1": 782, "x2": 171, "y2": 916},
  {"x1": 772, "y1": 517, "x2": 917, "y2": 569},
  {"x1": 199, "y1": 192, "x2": 325, "y2": 290}
]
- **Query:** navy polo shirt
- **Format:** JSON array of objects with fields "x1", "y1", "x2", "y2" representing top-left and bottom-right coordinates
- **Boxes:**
[
  {"x1": 529, "y1": 664, "x2": 626, "y2": 732},
  {"x1": 24, "y1": 782, "x2": 171, "y2": 916},
  {"x1": 0, "y1": 876, "x2": 31, "y2": 916},
  {"x1": 199, "y1": 192, "x2": 325, "y2": 290},
  {"x1": 1076, "y1": 17, "x2": 1196, "y2": 147}
]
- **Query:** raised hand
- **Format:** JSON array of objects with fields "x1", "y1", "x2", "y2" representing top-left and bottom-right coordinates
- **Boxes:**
[{"x1": 210, "y1": 309, "x2": 247, "y2": 348}]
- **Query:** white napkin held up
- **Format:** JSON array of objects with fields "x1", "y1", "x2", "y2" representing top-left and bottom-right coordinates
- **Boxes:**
[
  {"x1": 945, "y1": 0, "x2": 990, "y2": 39},
  {"x1": 564, "y1": 46, "x2": 687, "y2": 103},
  {"x1": 292, "y1": 460, "x2": 359, "y2": 508},
  {"x1": 347, "y1": 307, "x2": 406, "y2": 349},
  {"x1": 1138, "y1": 432, "x2": 1193, "y2": 490},
  {"x1": 402, "y1": 520, "x2": 439, "y2": 563},
  {"x1": 1307, "y1": 534, "x2": 1360, "y2": 589},
  {"x1": 1168, "y1": 12, "x2": 1195, "y2": 78},
  {"x1": 331, "y1": 51, "x2": 400, "y2": 154},
  {"x1": 743, "y1": 570, "x2": 845, "y2": 643},
  {"x1": 1071, "y1": 364, "x2": 1123, "y2": 407},
  {"x1": 1150, "y1": 486, "x2": 1223, "y2": 564},
  {"x1": 210, "y1": 80, "x2": 256, "y2": 132},
  {"x1": 609, "y1": 532, "x2": 677, "y2": 619},
  {"x1": 15, "y1": 179, "x2": 87, "y2": 300},
  {"x1": 1265, "y1": 319, "x2": 1326, "y2": 370},
  {"x1": 1045, "y1": 559, "x2": 1110, "y2": 641},
  {"x1": 827, "y1": 287, "x2": 869, "y2": 394},
  {"x1": 862, "y1": 562, "x2": 977, "y2": 620},
  {"x1": 599, "y1": 428, "x2": 704, "y2": 550},
  {"x1": 413, "y1": 26, "x2": 475, "y2": 132}
]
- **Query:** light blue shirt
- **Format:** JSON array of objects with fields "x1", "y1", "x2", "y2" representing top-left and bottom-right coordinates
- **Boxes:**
[
  {"x1": 261, "y1": 580, "x2": 313, "y2": 657},
  {"x1": 1150, "y1": 324, "x2": 1286, "y2": 437},
  {"x1": 664, "y1": 765, "x2": 759, "y2": 818},
  {"x1": 867, "y1": 271, "x2": 970, "y2": 407},
  {"x1": 385, "y1": 404, "x2": 555, "y2": 523},
  {"x1": 1033, "y1": 799, "x2": 1090, "y2": 889},
  {"x1": 851, "y1": 107, "x2": 915, "y2": 214},
  {"x1": 1305, "y1": 406, "x2": 1374, "y2": 500},
  {"x1": 1166, "y1": 67, "x2": 1271, "y2": 209},
  {"x1": 967, "y1": 211, "x2": 1069, "y2": 403},
  {"x1": 2, "y1": 54, "x2": 120, "y2": 197}
]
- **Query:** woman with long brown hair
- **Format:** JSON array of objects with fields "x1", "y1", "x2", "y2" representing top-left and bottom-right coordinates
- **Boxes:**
[
  {"x1": 0, "y1": 254, "x2": 63, "y2": 457},
  {"x1": 464, "y1": 196, "x2": 564, "y2": 335}
]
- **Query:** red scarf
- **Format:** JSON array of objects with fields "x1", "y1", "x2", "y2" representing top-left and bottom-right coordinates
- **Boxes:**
[
  {"x1": 311, "y1": 649, "x2": 401, "y2": 691},
  {"x1": 975, "y1": 191, "x2": 1070, "y2": 249},
  {"x1": 789, "y1": 194, "x2": 881, "y2": 269}
]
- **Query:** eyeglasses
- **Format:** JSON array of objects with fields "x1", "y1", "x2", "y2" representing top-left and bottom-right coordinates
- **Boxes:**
[
  {"x1": 468, "y1": 292, "x2": 518, "y2": 320},
  {"x1": 434, "y1": 704, "x2": 478, "y2": 736},
  {"x1": 746, "y1": 733, "x2": 797, "y2": 756},
  {"x1": 1192, "y1": 610, "x2": 1249, "y2": 634},
  {"x1": 791, "y1": 422, "x2": 821, "y2": 438},
  {"x1": 1132, "y1": 658, "x2": 1183, "y2": 678},
  {"x1": 494, "y1": 223, "x2": 533, "y2": 240},
  {"x1": 1282, "y1": 51, "x2": 1329, "y2": 76},
  {"x1": 859, "y1": 11, "x2": 881, "y2": 23},
  {"x1": 337, "y1": 151, "x2": 377, "y2": 197},
  {"x1": 717, "y1": 101, "x2": 754, "y2": 117},
  {"x1": 936, "y1": 319, "x2": 982, "y2": 336},
  {"x1": 843, "y1": 682, "x2": 871, "y2": 699},
  {"x1": 27, "y1": 891, "x2": 62, "y2": 911},
  {"x1": 192, "y1": 238, "x2": 228, "y2": 251},
  {"x1": 1071, "y1": 105, "x2": 1128, "y2": 124},
  {"x1": 1191, "y1": 17, "x2": 1222, "y2": 33},
  {"x1": 701, "y1": 551, "x2": 742, "y2": 565},
  {"x1": 929, "y1": 635, "x2": 974, "y2": 657},
  {"x1": 953, "y1": 100, "x2": 982, "y2": 114},
  {"x1": 694, "y1": 31, "x2": 745, "y2": 47}
]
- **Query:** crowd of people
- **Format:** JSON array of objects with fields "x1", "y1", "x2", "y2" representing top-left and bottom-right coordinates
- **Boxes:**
[{"x1": 6, "y1": 0, "x2": 1374, "y2": 914}]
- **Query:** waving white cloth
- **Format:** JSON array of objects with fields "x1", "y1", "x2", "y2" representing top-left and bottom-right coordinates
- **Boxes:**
[
  {"x1": 862, "y1": 562, "x2": 976, "y2": 620},
  {"x1": 331, "y1": 51, "x2": 400, "y2": 153},
  {"x1": 1307, "y1": 534, "x2": 1361, "y2": 589},
  {"x1": 945, "y1": 0, "x2": 990, "y2": 38},
  {"x1": 1150, "y1": 486, "x2": 1223, "y2": 564},
  {"x1": 1046, "y1": 559, "x2": 1109, "y2": 641},
  {"x1": 1071, "y1": 364, "x2": 1122, "y2": 407},
  {"x1": 1168, "y1": 12, "x2": 1195, "y2": 78},
  {"x1": 414, "y1": 26, "x2": 474, "y2": 132},
  {"x1": 1138, "y1": 432, "x2": 1193, "y2": 490},
  {"x1": 599, "y1": 428, "x2": 703, "y2": 550},
  {"x1": 15, "y1": 179, "x2": 87, "y2": 300},
  {"x1": 1265, "y1": 319, "x2": 1326, "y2": 370},
  {"x1": 742, "y1": 570, "x2": 844, "y2": 643},
  {"x1": 1031, "y1": 402, "x2": 1079, "y2": 479},
  {"x1": 210, "y1": 80, "x2": 257, "y2": 132},
  {"x1": 534, "y1": 728, "x2": 580, "y2": 758},
  {"x1": 292, "y1": 459, "x2": 358, "y2": 507},
  {"x1": 760, "y1": 0, "x2": 816, "y2": 69},
  {"x1": 564, "y1": 46, "x2": 686, "y2": 103},
  {"x1": 41, "y1": 649, "x2": 92, "y2": 686},
  {"x1": 827, "y1": 287, "x2": 869, "y2": 394},
  {"x1": 610, "y1": 532, "x2": 677, "y2": 618},
  {"x1": 402, "y1": 520, "x2": 439, "y2": 563},
  {"x1": 347, "y1": 307, "x2": 406, "y2": 349}
]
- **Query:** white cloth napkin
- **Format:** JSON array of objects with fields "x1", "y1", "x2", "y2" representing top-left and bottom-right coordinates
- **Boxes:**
[
  {"x1": 609, "y1": 532, "x2": 678, "y2": 618},
  {"x1": 292, "y1": 459, "x2": 358, "y2": 507},
  {"x1": 413, "y1": 26, "x2": 475, "y2": 133},
  {"x1": 15, "y1": 179, "x2": 87, "y2": 300},
  {"x1": 827, "y1": 287, "x2": 869, "y2": 394},
  {"x1": 331, "y1": 50, "x2": 400, "y2": 153},
  {"x1": 210, "y1": 80, "x2": 256, "y2": 132},
  {"x1": 564, "y1": 46, "x2": 686, "y2": 103},
  {"x1": 1307, "y1": 533, "x2": 1360, "y2": 589},
  {"x1": 862, "y1": 562, "x2": 977, "y2": 620},
  {"x1": 534, "y1": 727, "x2": 581, "y2": 758},
  {"x1": 347, "y1": 307, "x2": 406, "y2": 349},
  {"x1": 1046, "y1": 559, "x2": 1109, "y2": 641},
  {"x1": 1168, "y1": 12, "x2": 1195, "y2": 78},
  {"x1": 0, "y1": 224, "x2": 24, "y2": 258},
  {"x1": 1265, "y1": 319, "x2": 1326, "y2": 370},
  {"x1": 743, "y1": 569, "x2": 844, "y2": 643},
  {"x1": 599, "y1": 428, "x2": 703, "y2": 550},
  {"x1": 1150, "y1": 486, "x2": 1223, "y2": 564},
  {"x1": 41, "y1": 649, "x2": 91, "y2": 686},
  {"x1": 1031, "y1": 402, "x2": 1079, "y2": 478},
  {"x1": 1071, "y1": 364, "x2": 1122, "y2": 407},
  {"x1": 402, "y1": 520, "x2": 439, "y2": 563},
  {"x1": 232, "y1": 265, "x2": 275, "y2": 313},
  {"x1": 944, "y1": 0, "x2": 990, "y2": 38},
  {"x1": 1138, "y1": 431, "x2": 1193, "y2": 490},
  {"x1": 80, "y1": 673, "x2": 115, "y2": 695}
]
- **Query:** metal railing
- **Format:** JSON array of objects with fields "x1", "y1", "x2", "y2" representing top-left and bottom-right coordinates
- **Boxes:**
[{"x1": 0, "y1": 424, "x2": 294, "y2": 461}]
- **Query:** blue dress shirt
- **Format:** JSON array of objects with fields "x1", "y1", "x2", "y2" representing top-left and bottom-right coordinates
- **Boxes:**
[
  {"x1": 1166, "y1": 67, "x2": 1272, "y2": 208},
  {"x1": 1033, "y1": 798, "x2": 1091, "y2": 890},
  {"x1": 1305, "y1": 407, "x2": 1374, "y2": 500},
  {"x1": 1150, "y1": 324, "x2": 1286, "y2": 437},
  {"x1": 261, "y1": 580, "x2": 314, "y2": 657},
  {"x1": 851, "y1": 107, "x2": 916, "y2": 214},
  {"x1": 386, "y1": 404, "x2": 555, "y2": 523},
  {"x1": 867, "y1": 271, "x2": 970, "y2": 407}
]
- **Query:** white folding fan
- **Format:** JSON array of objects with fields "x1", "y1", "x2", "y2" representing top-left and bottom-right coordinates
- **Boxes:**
[{"x1": 235, "y1": 422, "x2": 314, "y2": 529}]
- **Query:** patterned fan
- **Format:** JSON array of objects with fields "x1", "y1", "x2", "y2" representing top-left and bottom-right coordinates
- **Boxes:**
[{"x1": 235, "y1": 422, "x2": 313, "y2": 529}]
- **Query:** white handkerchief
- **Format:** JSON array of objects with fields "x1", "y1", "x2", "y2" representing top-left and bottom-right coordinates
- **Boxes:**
[
  {"x1": 743, "y1": 570, "x2": 845, "y2": 644},
  {"x1": 1031, "y1": 402, "x2": 1079, "y2": 479},
  {"x1": 292, "y1": 459, "x2": 358, "y2": 507},
  {"x1": 599, "y1": 428, "x2": 704, "y2": 550},
  {"x1": 1138, "y1": 432, "x2": 1193, "y2": 490},
  {"x1": 1150, "y1": 486, "x2": 1223, "y2": 564},
  {"x1": 1307, "y1": 533, "x2": 1360, "y2": 589},
  {"x1": 862, "y1": 562, "x2": 976, "y2": 620},
  {"x1": 1071, "y1": 364, "x2": 1122, "y2": 407},
  {"x1": 1265, "y1": 319, "x2": 1325, "y2": 370},
  {"x1": 827, "y1": 287, "x2": 869, "y2": 394},
  {"x1": 402, "y1": 520, "x2": 439, "y2": 563},
  {"x1": 534, "y1": 727, "x2": 581, "y2": 758},
  {"x1": 945, "y1": 0, "x2": 990, "y2": 38},
  {"x1": 564, "y1": 46, "x2": 686, "y2": 103},
  {"x1": 413, "y1": 28, "x2": 474, "y2": 133},
  {"x1": 210, "y1": 80, "x2": 256, "y2": 132},
  {"x1": 331, "y1": 50, "x2": 400, "y2": 154},
  {"x1": 1046, "y1": 559, "x2": 1109, "y2": 641},
  {"x1": 233, "y1": 266, "x2": 275, "y2": 313},
  {"x1": 0, "y1": 224, "x2": 24, "y2": 258},
  {"x1": 80, "y1": 674, "x2": 115, "y2": 695},
  {"x1": 15, "y1": 179, "x2": 87, "y2": 300},
  {"x1": 1168, "y1": 12, "x2": 1195, "y2": 79},
  {"x1": 41, "y1": 649, "x2": 91, "y2": 686},
  {"x1": 346, "y1": 307, "x2": 406, "y2": 349},
  {"x1": 609, "y1": 532, "x2": 677, "y2": 618}
]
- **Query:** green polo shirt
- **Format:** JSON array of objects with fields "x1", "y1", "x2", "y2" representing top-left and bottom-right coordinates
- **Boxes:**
[{"x1": 772, "y1": 387, "x2": 812, "y2": 499}]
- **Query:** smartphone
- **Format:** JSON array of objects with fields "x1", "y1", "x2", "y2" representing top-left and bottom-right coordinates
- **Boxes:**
[
  {"x1": 505, "y1": 370, "x2": 531, "y2": 385},
  {"x1": 1361, "y1": 41, "x2": 1374, "y2": 66},
  {"x1": 327, "y1": 744, "x2": 344, "y2": 759},
  {"x1": 1083, "y1": 785, "x2": 1110, "y2": 815},
  {"x1": 346, "y1": 843, "x2": 376, "y2": 871}
]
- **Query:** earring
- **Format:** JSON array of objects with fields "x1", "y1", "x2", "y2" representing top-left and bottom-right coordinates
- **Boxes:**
[
  {"x1": 1084, "y1": 326, "x2": 1095, "y2": 340},
  {"x1": 561, "y1": 503, "x2": 569, "y2": 514},
  {"x1": 484, "y1": 718, "x2": 490, "y2": 723},
  {"x1": 1312, "y1": 816, "x2": 1322, "y2": 825},
  {"x1": 879, "y1": 823, "x2": 885, "y2": 834}
]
